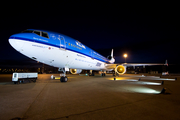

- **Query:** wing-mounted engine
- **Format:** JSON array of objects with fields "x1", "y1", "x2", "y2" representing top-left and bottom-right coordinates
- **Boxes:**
[
  {"x1": 70, "y1": 69, "x2": 82, "y2": 74},
  {"x1": 115, "y1": 65, "x2": 126, "y2": 74}
]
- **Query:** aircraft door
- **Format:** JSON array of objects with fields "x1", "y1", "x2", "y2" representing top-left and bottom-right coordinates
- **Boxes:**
[{"x1": 58, "y1": 35, "x2": 66, "y2": 50}]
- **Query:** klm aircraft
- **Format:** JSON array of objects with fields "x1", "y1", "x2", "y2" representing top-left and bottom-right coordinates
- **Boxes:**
[{"x1": 9, "y1": 29, "x2": 167, "y2": 82}]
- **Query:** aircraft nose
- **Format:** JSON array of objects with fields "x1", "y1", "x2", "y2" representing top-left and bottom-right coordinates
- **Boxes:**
[
  {"x1": 8, "y1": 36, "x2": 24, "y2": 52},
  {"x1": 9, "y1": 38, "x2": 18, "y2": 50}
]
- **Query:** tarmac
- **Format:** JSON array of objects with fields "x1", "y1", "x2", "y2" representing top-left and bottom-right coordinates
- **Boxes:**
[{"x1": 0, "y1": 73, "x2": 180, "y2": 120}]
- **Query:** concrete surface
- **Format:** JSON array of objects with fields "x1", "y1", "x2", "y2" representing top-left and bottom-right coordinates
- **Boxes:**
[{"x1": 0, "y1": 74, "x2": 179, "y2": 120}]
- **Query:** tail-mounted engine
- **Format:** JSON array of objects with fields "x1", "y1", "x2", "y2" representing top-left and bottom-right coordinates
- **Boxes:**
[
  {"x1": 107, "y1": 55, "x2": 115, "y2": 64},
  {"x1": 70, "y1": 69, "x2": 82, "y2": 74},
  {"x1": 107, "y1": 49, "x2": 115, "y2": 64},
  {"x1": 115, "y1": 65, "x2": 126, "y2": 74}
]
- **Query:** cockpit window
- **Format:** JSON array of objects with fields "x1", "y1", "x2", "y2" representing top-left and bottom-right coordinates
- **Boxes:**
[
  {"x1": 21, "y1": 29, "x2": 49, "y2": 39},
  {"x1": 21, "y1": 30, "x2": 33, "y2": 33},
  {"x1": 33, "y1": 31, "x2": 41, "y2": 36},
  {"x1": 42, "y1": 32, "x2": 49, "y2": 38}
]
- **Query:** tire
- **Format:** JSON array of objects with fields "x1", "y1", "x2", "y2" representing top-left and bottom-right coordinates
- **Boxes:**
[
  {"x1": 60, "y1": 76, "x2": 68, "y2": 82},
  {"x1": 102, "y1": 73, "x2": 105, "y2": 76},
  {"x1": 101, "y1": 73, "x2": 105, "y2": 76},
  {"x1": 64, "y1": 77, "x2": 68, "y2": 82}
]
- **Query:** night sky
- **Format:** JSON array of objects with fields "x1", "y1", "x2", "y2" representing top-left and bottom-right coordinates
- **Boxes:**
[{"x1": 1, "y1": 2, "x2": 180, "y2": 65}]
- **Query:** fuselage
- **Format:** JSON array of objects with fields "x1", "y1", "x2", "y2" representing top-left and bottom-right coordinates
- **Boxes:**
[{"x1": 8, "y1": 29, "x2": 110, "y2": 70}]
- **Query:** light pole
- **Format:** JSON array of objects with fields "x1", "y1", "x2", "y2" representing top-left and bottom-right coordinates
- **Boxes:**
[{"x1": 123, "y1": 54, "x2": 127, "y2": 63}]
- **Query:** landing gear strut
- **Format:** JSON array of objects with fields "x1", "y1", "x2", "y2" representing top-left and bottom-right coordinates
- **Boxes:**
[{"x1": 89, "y1": 70, "x2": 94, "y2": 76}]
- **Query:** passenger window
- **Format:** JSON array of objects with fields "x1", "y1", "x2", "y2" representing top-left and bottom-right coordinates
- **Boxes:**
[
  {"x1": 33, "y1": 31, "x2": 41, "y2": 36},
  {"x1": 42, "y1": 32, "x2": 49, "y2": 38}
]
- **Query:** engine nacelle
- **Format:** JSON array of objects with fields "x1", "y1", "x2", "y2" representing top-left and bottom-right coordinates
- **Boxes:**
[
  {"x1": 70, "y1": 69, "x2": 82, "y2": 74},
  {"x1": 115, "y1": 65, "x2": 126, "y2": 74},
  {"x1": 107, "y1": 55, "x2": 115, "y2": 64}
]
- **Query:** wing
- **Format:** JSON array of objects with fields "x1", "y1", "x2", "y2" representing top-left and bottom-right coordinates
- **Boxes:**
[
  {"x1": 122, "y1": 60, "x2": 168, "y2": 67},
  {"x1": 122, "y1": 63, "x2": 165, "y2": 67},
  {"x1": 105, "y1": 60, "x2": 168, "y2": 70}
]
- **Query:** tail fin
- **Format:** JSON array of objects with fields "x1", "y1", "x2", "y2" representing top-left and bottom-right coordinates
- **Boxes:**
[{"x1": 109, "y1": 49, "x2": 115, "y2": 64}]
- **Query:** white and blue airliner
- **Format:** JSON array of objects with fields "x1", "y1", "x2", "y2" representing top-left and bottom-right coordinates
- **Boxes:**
[{"x1": 9, "y1": 29, "x2": 167, "y2": 82}]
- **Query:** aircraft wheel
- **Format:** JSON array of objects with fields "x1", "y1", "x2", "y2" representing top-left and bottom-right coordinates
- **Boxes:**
[
  {"x1": 101, "y1": 73, "x2": 106, "y2": 76},
  {"x1": 101, "y1": 73, "x2": 103, "y2": 76},
  {"x1": 60, "y1": 76, "x2": 68, "y2": 82}
]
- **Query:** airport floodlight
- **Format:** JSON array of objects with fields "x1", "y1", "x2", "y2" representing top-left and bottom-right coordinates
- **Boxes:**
[
  {"x1": 123, "y1": 54, "x2": 127, "y2": 58},
  {"x1": 123, "y1": 54, "x2": 128, "y2": 63}
]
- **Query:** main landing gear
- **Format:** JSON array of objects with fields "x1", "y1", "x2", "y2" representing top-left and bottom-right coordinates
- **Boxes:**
[
  {"x1": 101, "y1": 71, "x2": 106, "y2": 76},
  {"x1": 101, "y1": 73, "x2": 106, "y2": 76}
]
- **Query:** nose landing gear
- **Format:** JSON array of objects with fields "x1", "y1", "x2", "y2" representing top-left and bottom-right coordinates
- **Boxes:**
[{"x1": 59, "y1": 68, "x2": 68, "y2": 82}]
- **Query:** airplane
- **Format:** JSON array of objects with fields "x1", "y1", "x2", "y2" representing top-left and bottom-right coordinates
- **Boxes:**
[{"x1": 8, "y1": 29, "x2": 167, "y2": 82}]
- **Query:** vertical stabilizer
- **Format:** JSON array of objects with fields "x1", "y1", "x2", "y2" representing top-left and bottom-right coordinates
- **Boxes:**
[{"x1": 109, "y1": 49, "x2": 115, "y2": 64}]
